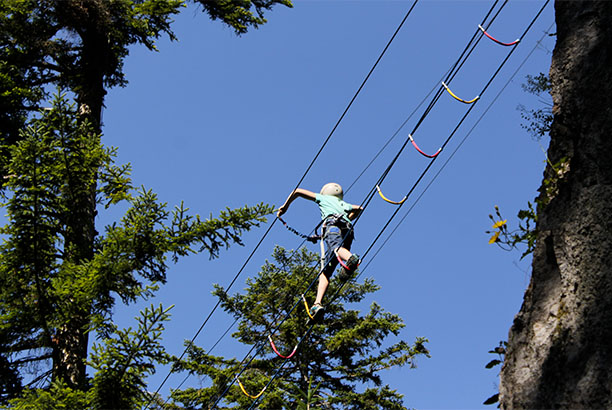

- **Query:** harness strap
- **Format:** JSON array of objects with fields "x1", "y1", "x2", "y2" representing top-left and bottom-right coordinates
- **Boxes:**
[{"x1": 278, "y1": 216, "x2": 320, "y2": 243}]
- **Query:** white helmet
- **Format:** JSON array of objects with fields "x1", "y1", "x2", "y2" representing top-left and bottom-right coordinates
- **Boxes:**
[{"x1": 320, "y1": 182, "x2": 343, "y2": 199}]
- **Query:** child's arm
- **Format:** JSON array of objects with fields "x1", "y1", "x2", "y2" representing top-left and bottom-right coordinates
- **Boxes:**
[
  {"x1": 277, "y1": 188, "x2": 317, "y2": 217},
  {"x1": 347, "y1": 204, "x2": 363, "y2": 221}
]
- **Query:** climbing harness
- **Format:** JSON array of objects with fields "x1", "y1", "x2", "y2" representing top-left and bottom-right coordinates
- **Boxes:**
[
  {"x1": 409, "y1": 134, "x2": 442, "y2": 158},
  {"x1": 441, "y1": 81, "x2": 479, "y2": 104},
  {"x1": 277, "y1": 216, "x2": 321, "y2": 244},
  {"x1": 375, "y1": 185, "x2": 407, "y2": 205},
  {"x1": 279, "y1": 213, "x2": 355, "y2": 276},
  {"x1": 268, "y1": 335, "x2": 298, "y2": 359},
  {"x1": 238, "y1": 378, "x2": 267, "y2": 399},
  {"x1": 478, "y1": 24, "x2": 520, "y2": 46}
]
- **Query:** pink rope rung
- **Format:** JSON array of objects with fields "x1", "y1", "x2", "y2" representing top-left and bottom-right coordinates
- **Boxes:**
[
  {"x1": 409, "y1": 134, "x2": 441, "y2": 158},
  {"x1": 334, "y1": 250, "x2": 350, "y2": 270},
  {"x1": 478, "y1": 24, "x2": 520, "y2": 46},
  {"x1": 268, "y1": 335, "x2": 297, "y2": 359}
]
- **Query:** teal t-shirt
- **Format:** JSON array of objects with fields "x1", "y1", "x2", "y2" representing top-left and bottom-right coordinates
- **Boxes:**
[{"x1": 315, "y1": 194, "x2": 353, "y2": 222}]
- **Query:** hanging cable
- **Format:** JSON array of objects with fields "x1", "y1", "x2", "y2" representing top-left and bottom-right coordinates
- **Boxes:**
[
  {"x1": 179, "y1": 1, "x2": 548, "y2": 406},
  {"x1": 245, "y1": 321, "x2": 317, "y2": 410},
  {"x1": 205, "y1": 9, "x2": 508, "y2": 396},
  {"x1": 360, "y1": 0, "x2": 551, "y2": 277},
  {"x1": 362, "y1": 21, "x2": 555, "y2": 282},
  {"x1": 144, "y1": 2, "x2": 421, "y2": 407},
  {"x1": 243, "y1": 3, "x2": 550, "y2": 407},
  {"x1": 207, "y1": 1, "x2": 517, "y2": 407},
  {"x1": 365, "y1": 0, "x2": 507, "y2": 205}
]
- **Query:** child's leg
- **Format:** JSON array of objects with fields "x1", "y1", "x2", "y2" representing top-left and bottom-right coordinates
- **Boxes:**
[
  {"x1": 336, "y1": 246, "x2": 352, "y2": 261},
  {"x1": 314, "y1": 273, "x2": 329, "y2": 305}
]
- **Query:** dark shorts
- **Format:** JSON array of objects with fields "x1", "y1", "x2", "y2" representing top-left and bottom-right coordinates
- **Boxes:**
[{"x1": 322, "y1": 224, "x2": 354, "y2": 278}]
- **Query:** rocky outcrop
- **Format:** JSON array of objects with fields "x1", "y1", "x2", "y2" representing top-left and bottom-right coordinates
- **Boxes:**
[{"x1": 499, "y1": 2, "x2": 612, "y2": 408}]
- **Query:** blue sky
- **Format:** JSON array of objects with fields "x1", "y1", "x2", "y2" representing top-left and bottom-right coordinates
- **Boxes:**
[{"x1": 100, "y1": 1, "x2": 555, "y2": 408}]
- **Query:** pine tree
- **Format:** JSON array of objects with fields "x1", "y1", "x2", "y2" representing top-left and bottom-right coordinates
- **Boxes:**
[
  {"x1": 0, "y1": 0, "x2": 293, "y2": 143},
  {"x1": 0, "y1": 92, "x2": 274, "y2": 405},
  {"x1": 0, "y1": 0, "x2": 291, "y2": 393},
  {"x1": 169, "y1": 246, "x2": 429, "y2": 409}
]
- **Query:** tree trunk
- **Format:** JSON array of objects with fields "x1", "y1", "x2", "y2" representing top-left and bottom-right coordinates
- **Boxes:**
[
  {"x1": 50, "y1": 1, "x2": 109, "y2": 389},
  {"x1": 499, "y1": 1, "x2": 612, "y2": 408}
]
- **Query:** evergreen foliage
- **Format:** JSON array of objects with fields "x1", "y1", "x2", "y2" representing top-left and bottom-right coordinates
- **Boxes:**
[
  {"x1": 517, "y1": 73, "x2": 552, "y2": 140},
  {"x1": 488, "y1": 73, "x2": 554, "y2": 259},
  {"x1": 0, "y1": 0, "x2": 290, "y2": 403},
  {"x1": 0, "y1": 0, "x2": 293, "y2": 161},
  {"x1": 0, "y1": 93, "x2": 274, "y2": 405},
  {"x1": 168, "y1": 247, "x2": 430, "y2": 409}
]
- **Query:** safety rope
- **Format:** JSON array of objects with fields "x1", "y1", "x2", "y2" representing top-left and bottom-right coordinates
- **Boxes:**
[
  {"x1": 409, "y1": 134, "x2": 442, "y2": 158},
  {"x1": 238, "y1": 378, "x2": 267, "y2": 399},
  {"x1": 268, "y1": 335, "x2": 298, "y2": 359},
  {"x1": 478, "y1": 24, "x2": 520, "y2": 46},
  {"x1": 376, "y1": 185, "x2": 407, "y2": 205},
  {"x1": 441, "y1": 81, "x2": 480, "y2": 104},
  {"x1": 278, "y1": 216, "x2": 320, "y2": 243}
]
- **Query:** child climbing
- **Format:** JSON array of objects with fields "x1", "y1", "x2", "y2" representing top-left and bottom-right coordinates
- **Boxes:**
[{"x1": 277, "y1": 182, "x2": 362, "y2": 320}]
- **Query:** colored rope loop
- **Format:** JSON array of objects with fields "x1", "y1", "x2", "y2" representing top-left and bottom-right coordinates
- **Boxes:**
[
  {"x1": 237, "y1": 378, "x2": 267, "y2": 399},
  {"x1": 375, "y1": 185, "x2": 407, "y2": 205},
  {"x1": 277, "y1": 216, "x2": 319, "y2": 243},
  {"x1": 302, "y1": 294, "x2": 315, "y2": 320},
  {"x1": 478, "y1": 24, "x2": 520, "y2": 46},
  {"x1": 409, "y1": 134, "x2": 441, "y2": 158},
  {"x1": 268, "y1": 335, "x2": 298, "y2": 359},
  {"x1": 334, "y1": 249, "x2": 350, "y2": 271},
  {"x1": 441, "y1": 81, "x2": 479, "y2": 104}
]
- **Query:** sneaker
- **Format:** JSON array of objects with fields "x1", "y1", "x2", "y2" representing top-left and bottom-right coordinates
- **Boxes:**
[
  {"x1": 346, "y1": 254, "x2": 361, "y2": 271},
  {"x1": 338, "y1": 254, "x2": 361, "y2": 281},
  {"x1": 309, "y1": 303, "x2": 325, "y2": 322}
]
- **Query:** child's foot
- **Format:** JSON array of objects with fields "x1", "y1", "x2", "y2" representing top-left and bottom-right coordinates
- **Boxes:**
[
  {"x1": 339, "y1": 254, "x2": 361, "y2": 281},
  {"x1": 346, "y1": 254, "x2": 360, "y2": 271},
  {"x1": 308, "y1": 303, "x2": 325, "y2": 323}
]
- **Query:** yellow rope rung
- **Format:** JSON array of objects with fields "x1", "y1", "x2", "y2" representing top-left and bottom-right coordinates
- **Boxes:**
[
  {"x1": 237, "y1": 378, "x2": 267, "y2": 399},
  {"x1": 301, "y1": 294, "x2": 315, "y2": 320},
  {"x1": 376, "y1": 185, "x2": 407, "y2": 205},
  {"x1": 441, "y1": 81, "x2": 479, "y2": 104}
]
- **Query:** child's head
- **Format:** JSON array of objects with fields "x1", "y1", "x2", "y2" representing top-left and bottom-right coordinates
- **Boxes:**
[{"x1": 320, "y1": 182, "x2": 343, "y2": 199}]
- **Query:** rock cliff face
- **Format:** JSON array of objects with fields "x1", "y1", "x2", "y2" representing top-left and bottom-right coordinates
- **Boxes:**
[{"x1": 499, "y1": 2, "x2": 612, "y2": 408}]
